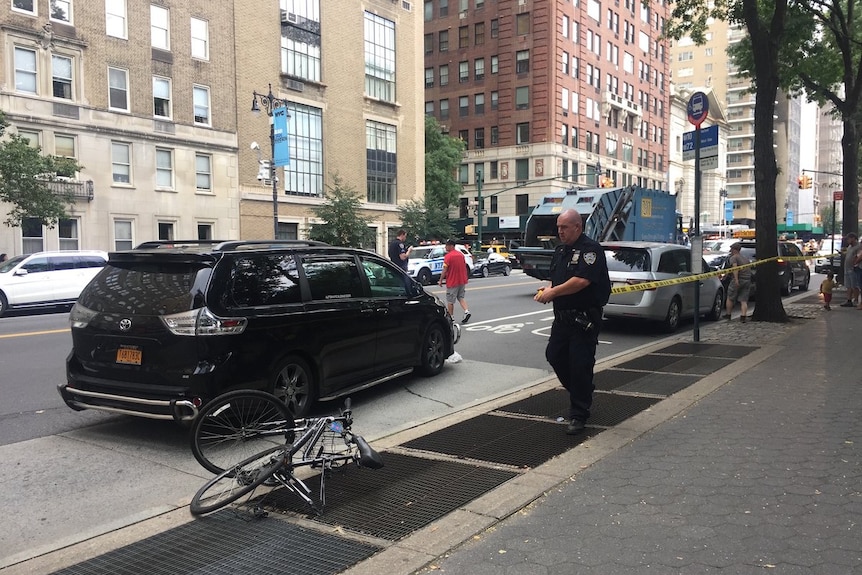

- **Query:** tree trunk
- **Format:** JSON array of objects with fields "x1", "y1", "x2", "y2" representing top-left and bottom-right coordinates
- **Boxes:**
[{"x1": 842, "y1": 117, "x2": 860, "y2": 237}]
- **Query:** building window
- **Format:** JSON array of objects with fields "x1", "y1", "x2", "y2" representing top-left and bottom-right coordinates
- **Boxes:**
[
  {"x1": 561, "y1": 124, "x2": 568, "y2": 145},
  {"x1": 114, "y1": 220, "x2": 133, "y2": 250},
  {"x1": 491, "y1": 91, "x2": 498, "y2": 110},
  {"x1": 516, "y1": 12, "x2": 530, "y2": 35},
  {"x1": 459, "y1": 25, "x2": 468, "y2": 48},
  {"x1": 158, "y1": 222, "x2": 175, "y2": 241},
  {"x1": 475, "y1": 93, "x2": 484, "y2": 114},
  {"x1": 54, "y1": 134, "x2": 76, "y2": 176},
  {"x1": 425, "y1": 67, "x2": 434, "y2": 88},
  {"x1": 439, "y1": 0, "x2": 448, "y2": 16},
  {"x1": 490, "y1": 161, "x2": 498, "y2": 179},
  {"x1": 285, "y1": 102, "x2": 324, "y2": 197},
  {"x1": 276, "y1": 222, "x2": 298, "y2": 240},
  {"x1": 156, "y1": 148, "x2": 173, "y2": 189},
  {"x1": 516, "y1": 122, "x2": 530, "y2": 144},
  {"x1": 191, "y1": 17, "x2": 209, "y2": 60},
  {"x1": 459, "y1": 96, "x2": 469, "y2": 117},
  {"x1": 111, "y1": 142, "x2": 131, "y2": 184},
  {"x1": 52, "y1": 55, "x2": 73, "y2": 99},
  {"x1": 459, "y1": 61, "x2": 468, "y2": 82},
  {"x1": 153, "y1": 76, "x2": 171, "y2": 118},
  {"x1": 516, "y1": 50, "x2": 530, "y2": 74},
  {"x1": 515, "y1": 159, "x2": 529, "y2": 182},
  {"x1": 475, "y1": 58, "x2": 484, "y2": 80},
  {"x1": 439, "y1": 30, "x2": 448, "y2": 51},
  {"x1": 490, "y1": 195, "x2": 497, "y2": 213},
  {"x1": 22, "y1": 217, "x2": 44, "y2": 254},
  {"x1": 366, "y1": 120, "x2": 397, "y2": 204},
  {"x1": 150, "y1": 5, "x2": 170, "y2": 50},
  {"x1": 425, "y1": 101, "x2": 434, "y2": 116},
  {"x1": 193, "y1": 85, "x2": 210, "y2": 125},
  {"x1": 12, "y1": 0, "x2": 35, "y2": 14},
  {"x1": 14, "y1": 47, "x2": 37, "y2": 94},
  {"x1": 459, "y1": 130, "x2": 469, "y2": 147},
  {"x1": 18, "y1": 130, "x2": 39, "y2": 147},
  {"x1": 424, "y1": 33, "x2": 433, "y2": 53},
  {"x1": 108, "y1": 67, "x2": 129, "y2": 111},
  {"x1": 490, "y1": 126, "x2": 498, "y2": 145},
  {"x1": 364, "y1": 12, "x2": 396, "y2": 103},
  {"x1": 475, "y1": 22, "x2": 485, "y2": 45},
  {"x1": 59, "y1": 218, "x2": 79, "y2": 250},
  {"x1": 490, "y1": 55, "x2": 498, "y2": 74},
  {"x1": 516, "y1": 194, "x2": 529, "y2": 215},
  {"x1": 281, "y1": 1, "x2": 321, "y2": 83},
  {"x1": 197, "y1": 223, "x2": 213, "y2": 240},
  {"x1": 424, "y1": 0, "x2": 432, "y2": 20},
  {"x1": 515, "y1": 86, "x2": 530, "y2": 110},
  {"x1": 105, "y1": 0, "x2": 127, "y2": 38},
  {"x1": 459, "y1": 164, "x2": 468, "y2": 184},
  {"x1": 475, "y1": 127, "x2": 484, "y2": 149},
  {"x1": 51, "y1": 0, "x2": 71, "y2": 22},
  {"x1": 439, "y1": 64, "x2": 449, "y2": 86},
  {"x1": 195, "y1": 153, "x2": 212, "y2": 191},
  {"x1": 491, "y1": 18, "x2": 498, "y2": 38},
  {"x1": 440, "y1": 99, "x2": 449, "y2": 120}
]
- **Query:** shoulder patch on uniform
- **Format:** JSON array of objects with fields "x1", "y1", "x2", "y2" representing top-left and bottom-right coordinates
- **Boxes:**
[{"x1": 583, "y1": 251, "x2": 597, "y2": 265}]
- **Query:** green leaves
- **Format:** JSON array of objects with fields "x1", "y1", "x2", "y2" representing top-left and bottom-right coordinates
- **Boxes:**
[{"x1": 306, "y1": 174, "x2": 374, "y2": 248}]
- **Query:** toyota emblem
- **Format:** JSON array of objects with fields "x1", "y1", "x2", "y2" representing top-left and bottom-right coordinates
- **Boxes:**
[{"x1": 119, "y1": 318, "x2": 132, "y2": 331}]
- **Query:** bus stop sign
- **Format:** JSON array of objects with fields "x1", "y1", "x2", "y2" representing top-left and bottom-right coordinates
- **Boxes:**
[{"x1": 687, "y1": 92, "x2": 709, "y2": 127}]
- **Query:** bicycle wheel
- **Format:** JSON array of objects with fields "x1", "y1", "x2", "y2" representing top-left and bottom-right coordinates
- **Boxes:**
[
  {"x1": 190, "y1": 445, "x2": 286, "y2": 516},
  {"x1": 191, "y1": 390, "x2": 295, "y2": 475}
]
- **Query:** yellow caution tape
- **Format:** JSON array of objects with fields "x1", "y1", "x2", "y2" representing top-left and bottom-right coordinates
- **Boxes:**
[{"x1": 609, "y1": 251, "x2": 826, "y2": 295}]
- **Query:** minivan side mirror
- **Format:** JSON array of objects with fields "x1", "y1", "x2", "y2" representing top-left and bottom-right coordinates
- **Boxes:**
[{"x1": 14, "y1": 268, "x2": 28, "y2": 277}]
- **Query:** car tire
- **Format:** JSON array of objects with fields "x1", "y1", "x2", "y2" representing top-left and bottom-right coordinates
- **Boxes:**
[
  {"x1": 706, "y1": 288, "x2": 724, "y2": 321},
  {"x1": 466, "y1": 264, "x2": 471, "y2": 276},
  {"x1": 661, "y1": 297, "x2": 682, "y2": 333},
  {"x1": 800, "y1": 271, "x2": 810, "y2": 291},
  {"x1": 417, "y1": 268, "x2": 432, "y2": 286},
  {"x1": 503, "y1": 265, "x2": 511, "y2": 276},
  {"x1": 481, "y1": 266, "x2": 489, "y2": 278},
  {"x1": 0, "y1": 292, "x2": 7, "y2": 318},
  {"x1": 271, "y1": 355, "x2": 317, "y2": 418},
  {"x1": 781, "y1": 275, "x2": 792, "y2": 296},
  {"x1": 417, "y1": 323, "x2": 446, "y2": 377}
]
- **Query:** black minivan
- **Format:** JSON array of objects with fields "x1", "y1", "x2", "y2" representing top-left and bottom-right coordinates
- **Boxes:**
[{"x1": 59, "y1": 241, "x2": 456, "y2": 420}]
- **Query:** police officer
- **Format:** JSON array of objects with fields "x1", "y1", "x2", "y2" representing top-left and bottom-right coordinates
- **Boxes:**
[{"x1": 535, "y1": 209, "x2": 610, "y2": 434}]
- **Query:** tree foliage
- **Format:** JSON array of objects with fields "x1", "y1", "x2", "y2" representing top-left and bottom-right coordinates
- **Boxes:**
[
  {"x1": 0, "y1": 110, "x2": 80, "y2": 228},
  {"x1": 307, "y1": 174, "x2": 373, "y2": 247},
  {"x1": 398, "y1": 198, "x2": 454, "y2": 243},
  {"x1": 424, "y1": 116, "x2": 465, "y2": 210},
  {"x1": 663, "y1": 0, "x2": 789, "y2": 322}
]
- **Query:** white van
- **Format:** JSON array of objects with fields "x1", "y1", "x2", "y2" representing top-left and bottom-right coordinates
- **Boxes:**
[{"x1": 0, "y1": 250, "x2": 108, "y2": 316}]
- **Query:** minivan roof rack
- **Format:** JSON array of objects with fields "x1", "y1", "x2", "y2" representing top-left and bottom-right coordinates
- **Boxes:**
[{"x1": 133, "y1": 240, "x2": 330, "y2": 251}]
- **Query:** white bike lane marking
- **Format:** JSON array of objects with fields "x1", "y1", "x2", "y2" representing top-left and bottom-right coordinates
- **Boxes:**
[{"x1": 463, "y1": 309, "x2": 612, "y2": 344}]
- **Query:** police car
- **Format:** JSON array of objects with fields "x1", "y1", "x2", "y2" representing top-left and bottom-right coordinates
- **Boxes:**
[{"x1": 407, "y1": 244, "x2": 474, "y2": 285}]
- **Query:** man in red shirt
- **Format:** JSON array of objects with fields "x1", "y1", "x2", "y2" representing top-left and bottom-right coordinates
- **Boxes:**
[{"x1": 438, "y1": 240, "x2": 472, "y2": 323}]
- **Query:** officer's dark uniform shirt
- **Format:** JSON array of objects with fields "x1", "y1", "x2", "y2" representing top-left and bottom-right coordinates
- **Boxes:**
[{"x1": 549, "y1": 233, "x2": 611, "y2": 311}]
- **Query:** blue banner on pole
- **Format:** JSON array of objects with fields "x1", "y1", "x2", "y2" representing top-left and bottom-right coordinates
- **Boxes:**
[
  {"x1": 725, "y1": 200, "x2": 734, "y2": 223},
  {"x1": 273, "y1": 107, "x2": 290, "y2": 167}
]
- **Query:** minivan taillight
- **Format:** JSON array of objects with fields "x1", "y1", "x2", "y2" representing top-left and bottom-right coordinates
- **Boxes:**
[
  {"x1": 69, "y1": 303, "x2": 97, "y2": 329},
  {"x1": 161, "y1": 308, "x2": 247, "y2": 336}
]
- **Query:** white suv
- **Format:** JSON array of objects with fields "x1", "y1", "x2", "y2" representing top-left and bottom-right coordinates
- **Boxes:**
[
  {"x1": 0, "y1": 250, "x2": 107, "y2": 316},
  {"x1": 407, "y1": 244, "x2": 474, "y2": 285}
]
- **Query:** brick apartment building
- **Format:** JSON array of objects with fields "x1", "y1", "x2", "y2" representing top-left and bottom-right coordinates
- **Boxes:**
[
  {"x1": 423, "y1": 0, "x2": 670, "y2": 242},
  {"x1": 0, "y1": 0, "x2": 424, "y2": 256}
]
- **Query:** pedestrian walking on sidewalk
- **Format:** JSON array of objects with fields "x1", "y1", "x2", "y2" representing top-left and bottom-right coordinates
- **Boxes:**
[
  {"x1": 534, "y1": 209, "x2": 610, "y2": 435},
  {"x1": 724, "y1": 242, "x2": 752, "y2": 322},
  {"x1": 439, "y1": 240, "x2": 472, "y2": 324},
  {"x1": 840, "y1": 233, "x2": 860, "y2": 306},
  {"x1": 820, "y1": 272, "x2": 835, "y2": 310}
]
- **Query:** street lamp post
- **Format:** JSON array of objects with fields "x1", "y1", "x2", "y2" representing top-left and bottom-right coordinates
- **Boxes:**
[
  {"x1": 719, "y1": 188, "x2": 728, "y2": 238},
  {"x1": 475, "y1": 169, "x2": 484, "y2": 251},
  {"x1": 595, "y1": 161, "x2": 603, "y2": 187},
  {"x1": 251, "y1": 83, "x2": 288, "y2": 239}
]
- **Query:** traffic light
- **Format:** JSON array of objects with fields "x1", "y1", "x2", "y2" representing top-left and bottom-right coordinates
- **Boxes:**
[
  {"x1": 797, "y1": 174, "x2": 812, "y2": 189},
  {"x1": 599, "y1": 176, "x2": 615, "y2": 188}
]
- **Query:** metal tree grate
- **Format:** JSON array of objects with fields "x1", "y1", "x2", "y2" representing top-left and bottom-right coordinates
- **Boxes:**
[
  {"x1": 48, "y1": 510, "x2": 380, "y2": 575},
  {"x1": 611, "y1": 371, "x2": 702, "y2": 396},
  {"x1": 657, "y1": 342, "x2": 758, "y2": 359},
  {"x1": 496, "y1": 388, "x2": 662, "y2": 424},
  {"x1": 594, "y1": 368, "x2": 648, "y2": 391},
  {"x1": 615, "y1": 354, "x2": 734, "y2": 375},
  {"x1": 260, "y1": 452, "x2": 518, "y2": 541}
]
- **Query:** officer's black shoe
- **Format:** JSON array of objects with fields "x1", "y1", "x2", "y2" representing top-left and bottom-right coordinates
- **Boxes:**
[{"x1": 566, "y1": 419, "x2": 586, "y2": 435}]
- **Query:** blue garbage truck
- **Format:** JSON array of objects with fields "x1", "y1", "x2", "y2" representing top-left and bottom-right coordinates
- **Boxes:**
[{"x1": 512, "y1": 186, "x2": 682, "y2": 281}]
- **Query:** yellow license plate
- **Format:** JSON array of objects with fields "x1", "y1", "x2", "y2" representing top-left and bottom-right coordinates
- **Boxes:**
[{"x1": 116, "y1": 347, "x2": 142, "y2": 365}]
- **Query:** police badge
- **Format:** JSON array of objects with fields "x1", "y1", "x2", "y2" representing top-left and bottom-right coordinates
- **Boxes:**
[
  {"x1": 570, "y1": 251, "x2": 580, "y2": 264},
  {"x1": 583, "y1": 251, "x2": 597, "y2": 265}
]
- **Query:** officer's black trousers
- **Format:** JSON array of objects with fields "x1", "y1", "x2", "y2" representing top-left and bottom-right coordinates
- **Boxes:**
[{"x1": 545, "y1": 319, "x2": 598, "y2": 422}]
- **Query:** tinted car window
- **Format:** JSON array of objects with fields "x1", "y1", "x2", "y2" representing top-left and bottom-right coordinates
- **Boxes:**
[
  {"x1": 52, "y1": 256, "x2": 78, "y2": 270},
  {"x1": 78, "y1": 262, "x2": 205, "y2": 314},
  {"x1": 302, "y1": 257, "x2": 364, "y2": 300},
  {"x1": 657, "y1": 250, "x2": 688, "y2": 274},
  {"x1": 78, "y1": 256, "x2": 107, "y2": 268},
  {"x1": 362, "y1": 258, "x2": 409, "y2": 298},
  {"x1": 229, "y1": 254, "x2": 301, "y2": 307},
  {"x1": 605, "y1": 248, "x2": 650, "y2": 272},
  {"x1": 22, "y1": 257, "x2": 49, "y2": 273}
]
